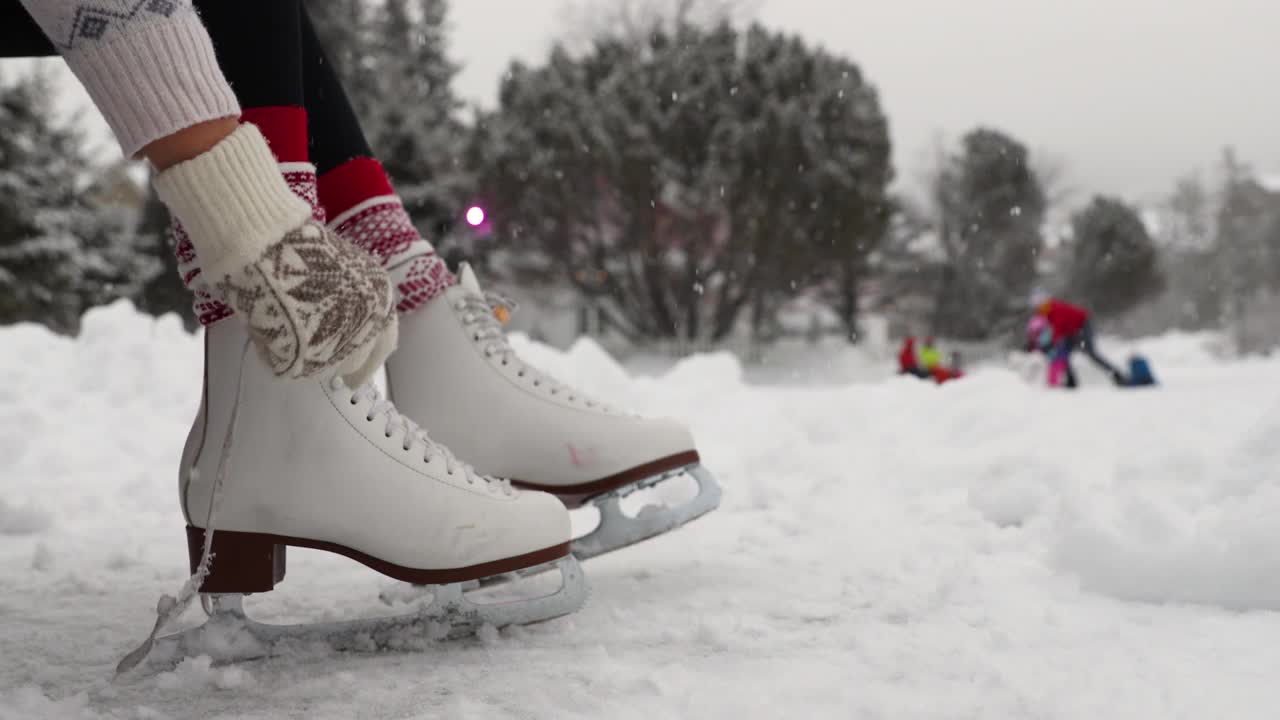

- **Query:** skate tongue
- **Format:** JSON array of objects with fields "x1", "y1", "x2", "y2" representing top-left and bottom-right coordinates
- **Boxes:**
[{"x1": 457, "y1": 263, "x2": 483, "y2": 296}]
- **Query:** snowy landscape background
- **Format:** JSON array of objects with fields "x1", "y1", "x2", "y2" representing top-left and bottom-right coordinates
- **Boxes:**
[
  {"x1": 5, "y1": 0, "x2": 1280, "y2": 717},
  {"x1": 4, "y1": 302, "x2": 1280, "y2": 718}
]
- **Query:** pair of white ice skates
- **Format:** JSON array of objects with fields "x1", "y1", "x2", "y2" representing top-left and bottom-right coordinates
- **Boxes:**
[{"x1": 121, "y1": 264, "x2": 720, "y2": 673}]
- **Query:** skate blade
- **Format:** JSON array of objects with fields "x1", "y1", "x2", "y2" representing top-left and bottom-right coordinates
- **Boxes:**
[
  {"x1": 383, "y1": 465, "x2": 722, "y2": 595},
  {"x1": 570, "y1": 463, "x2": 722, "y2": 561},
  {"x1": 134, "y1": 555, "x2": 586, "y2": 673}
]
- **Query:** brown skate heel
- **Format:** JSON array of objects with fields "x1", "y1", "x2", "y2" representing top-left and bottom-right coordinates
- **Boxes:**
[{"x1": 186, "y1": 526, "x2": 287, "y2": 594}]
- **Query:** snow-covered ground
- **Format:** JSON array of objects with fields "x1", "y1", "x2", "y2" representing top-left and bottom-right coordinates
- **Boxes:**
[{"x1": 4, "y1": 301, "x2": 1280, "y2": 719}]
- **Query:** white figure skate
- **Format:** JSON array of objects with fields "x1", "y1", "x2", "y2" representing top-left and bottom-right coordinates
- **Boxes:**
[
  {"x1": 117, "y1": 318, "x2": 586, "y2": 674},
  {"x1": 385, "y1": 264, "x2": 721, "y2": 564}
]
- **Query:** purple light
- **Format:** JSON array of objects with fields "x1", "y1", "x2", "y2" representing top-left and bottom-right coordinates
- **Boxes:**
[{"x1": 466, "y1": 206, "x2": 486, "y2": 226}]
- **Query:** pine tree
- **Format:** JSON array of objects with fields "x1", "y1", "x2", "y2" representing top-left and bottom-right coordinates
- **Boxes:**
[
  {"x1": 473, "y1": 21, "x2": 893, "y2": 345},
  {"x1": 1213, "y1": 147, "x2": 1280, "y2": 351},
  {"x1": 132, "y1": 181, "x2": 196, "y2": 329},
  {"x1": 930, "y1": 128, "x2": 1046, "y2": 340},
  {"x1": 306, "y1": 0, "x2": 374, "y2": 112},
  {"x1": 363, "y1": 0, "x2": 470, "y2": 243},
  {"x1": 1062, "y1": 196, "x2": 1163, "y2": 319},
  {"x1": 0, "y1": 69, "x2": 93, "y2": 333},
  {"x1": 0, "y1": 69, "x2": 162, "y2": 334}
]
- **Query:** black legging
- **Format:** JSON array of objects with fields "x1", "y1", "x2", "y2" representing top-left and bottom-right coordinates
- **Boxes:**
[
  {"x1": 0, "y1": 2, "x2": 54, "y2": 56},
  {"x1": 1052, "y1": 320, "x2": 1122, "y2": 386},
  {"x1": 0, "y1": 0, "x2": 373, "y2": 175}
]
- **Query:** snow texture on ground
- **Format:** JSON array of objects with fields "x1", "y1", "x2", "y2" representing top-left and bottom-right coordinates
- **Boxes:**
[{"x1": 3, "y1": 301, "x2": 1280, "y2": 719}]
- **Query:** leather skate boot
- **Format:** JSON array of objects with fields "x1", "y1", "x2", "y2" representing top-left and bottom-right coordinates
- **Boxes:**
[
  {"x1": 118, "y1": 317, "x2": 587, "y2": 673},
  {"x1": 385, "y1": 264, "x2": 721, "y2": 561}
]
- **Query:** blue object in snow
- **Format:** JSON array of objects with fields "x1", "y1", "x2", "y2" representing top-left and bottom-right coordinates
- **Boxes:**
[{"x1": 1125, "y1": 354, "x2": 1156, "y2": 387}]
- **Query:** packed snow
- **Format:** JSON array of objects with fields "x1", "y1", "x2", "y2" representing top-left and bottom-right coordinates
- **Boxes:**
[{"x1": 3, "y1": 301, "x2": 1280, "y2": 719}]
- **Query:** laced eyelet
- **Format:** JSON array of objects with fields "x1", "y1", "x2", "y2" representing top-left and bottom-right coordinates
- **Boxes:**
[
  {"x1": 501, "y1": 360, "x2": 508, "y2": 366},
  {"x1": 472, "y1": 333, "x2": 480, "y2": 342},
  {"x1": 517, "y1": 371, "x2": 525, "y2": 377},
  {"x1": 385, "y1": 431, "x2": 393, "y2": 439},
  {"x1": 349, "y1": 397, "x2": 358, "y2": 406},
  {"x1": 366, "y1": 416, "x2": 374, "y2": 423}
]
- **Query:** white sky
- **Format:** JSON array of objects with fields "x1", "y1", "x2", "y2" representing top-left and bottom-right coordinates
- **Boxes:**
[
  {"x1": 27, "y1": 0, "x2": 1280, "y2": 208},
  {"x1": 450, "y1": 0, "x2": 1280, "y2": 206}
]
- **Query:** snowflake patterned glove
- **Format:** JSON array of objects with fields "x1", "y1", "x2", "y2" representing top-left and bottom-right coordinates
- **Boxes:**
[
  {"x1": 216, "y1": 221, "x2": 396, "y2": 384},
  {"x1": 155, "y1": 123, "x2": 396, "y2": 384}
]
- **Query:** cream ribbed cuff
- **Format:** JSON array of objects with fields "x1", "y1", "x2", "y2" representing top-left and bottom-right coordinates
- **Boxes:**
[
  {"x1": 153, "y1": 123, "x2": 313, "y2": 279},
  {"x1": 64, "y1": 11, "x2": 240, "y2": 158}
]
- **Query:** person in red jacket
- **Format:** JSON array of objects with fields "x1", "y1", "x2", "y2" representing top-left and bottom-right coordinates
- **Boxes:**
[
  {"x1": 1028, "y1": 291, "x2": 1126, "y2": 386},
  {"x1": 898, "y1": 336, "x2": 930, "y2": 379}
]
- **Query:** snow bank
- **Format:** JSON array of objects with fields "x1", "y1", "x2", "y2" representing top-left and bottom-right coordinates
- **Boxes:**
[
  {"x1": 1051, "y1": 405, "x2": 1280, "y2": 610},
  {"x1": 0, "y1": 686, "x2": 102, "y2": 720},
  {"x1": 6, "y1": 302, "x2": 1280, "y2": 718}
]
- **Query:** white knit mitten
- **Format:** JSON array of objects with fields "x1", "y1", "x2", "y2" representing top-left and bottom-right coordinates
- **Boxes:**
[{"x1": 155, "y1": 124, "x2": 396, "y2": 384}]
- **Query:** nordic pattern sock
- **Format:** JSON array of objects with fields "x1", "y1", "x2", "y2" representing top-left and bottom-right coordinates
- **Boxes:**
[
  {"x1": 319, "y1": 158, "x2": 455, "y2": 314},
  {"x1": 155, "y1": 122, "x2": 394, "y2": 381},
  {"x1": 171, "y1": 107, "x2": 321, "y2": 326}
]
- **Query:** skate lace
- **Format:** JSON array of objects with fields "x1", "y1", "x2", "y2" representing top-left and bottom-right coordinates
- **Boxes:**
[
  {"x1": 458, "y1": 293, "x2": 614, "y2": 412},
  {"x1": 115, "y1": 337, "x2": 250, "y2": 678},
  {"x1": 337, "y1": 378, "x2": 513, "y2": 494}
]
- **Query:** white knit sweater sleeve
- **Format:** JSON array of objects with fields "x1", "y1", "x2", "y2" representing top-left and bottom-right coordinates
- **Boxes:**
[{"x1": 16, "y1": 0, "x2": 239, "y2": 158}]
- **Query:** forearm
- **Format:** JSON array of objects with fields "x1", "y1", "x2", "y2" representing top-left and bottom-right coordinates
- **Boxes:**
[{"x1": 12, "y1": 0, "x2": 238, "y2": 158}]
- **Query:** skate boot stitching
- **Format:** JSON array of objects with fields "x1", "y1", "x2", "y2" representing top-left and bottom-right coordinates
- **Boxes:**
[{"x1": 332, "y1": 376, "x2": 514, "y2": 497}]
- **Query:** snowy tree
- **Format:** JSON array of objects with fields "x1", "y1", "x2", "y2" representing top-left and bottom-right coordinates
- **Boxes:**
[
  {"x1": 0, "y1": 70, "x2": 94, "y2": 333},
  {"x1": 1060, "y1": 196, "x2": 1163, "y2": 320},
  {"x1": 1213, "y1": 148, "x2": 1280, "y2": 352},
  {"x1": 0, "y1": 70, "x2": 159, "y2": 334},
  {"x1": 929, "y1": 128, "x2": 1046, "y2": 340},
  {"x1": 362, "y1": 0, "x2": 471, "y2": 242},
  {"x1": 1145, "y1": 172, "x2": 1222, "y2": 332},
  {"x1": 133, "y1": 181, "x2": 197, "y2": 329},
  {"x1": 306, "y1": 0, "x2": 375, "y2": 113},
  {"x1": 560, "y1": 0, "x2": 759, "y2": 51},
  {"x1": 471, "y1": 21, "x2": 892, "y2": 345}
]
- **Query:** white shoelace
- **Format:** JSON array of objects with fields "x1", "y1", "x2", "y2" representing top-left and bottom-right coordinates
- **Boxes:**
[
  {"x1": 338, "y1": 378, "x2": 513, "y2": 494},
  {"x1": 458, "y1": 293, "x2": 612, "y2": 411}
]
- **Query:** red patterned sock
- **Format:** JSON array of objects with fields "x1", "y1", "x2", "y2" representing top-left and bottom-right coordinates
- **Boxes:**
[
  {"x1": 170, "y1": 107, "x2": 322, "y2": 326},
  {"x1": 319, "y1": 157, "x2": 455, "y2": 315}
]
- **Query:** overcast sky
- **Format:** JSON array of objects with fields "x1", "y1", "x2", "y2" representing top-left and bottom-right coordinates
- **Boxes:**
[
  {"x1": 448, "y1": 0, "x2": 1280, "y2": 206},
  {"x1": 33, "y1": 0, "x2": 1280, "y2": 207}
]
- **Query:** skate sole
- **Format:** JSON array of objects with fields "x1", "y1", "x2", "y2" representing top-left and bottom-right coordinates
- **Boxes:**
[
  {"x1": 511, "y1": 450, "x2": 701, "y2": 508},
  {"x1": 185, "y1": 525, "x2": 570, "y2": 593}
]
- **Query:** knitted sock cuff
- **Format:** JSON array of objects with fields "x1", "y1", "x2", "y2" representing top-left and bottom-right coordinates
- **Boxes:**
[
  {"x1": 62, "y1": 9, "x2": 240, "y2": 158},
  {"x1": 153, "y1": 123, "x2": 312, "y2": 279}
]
